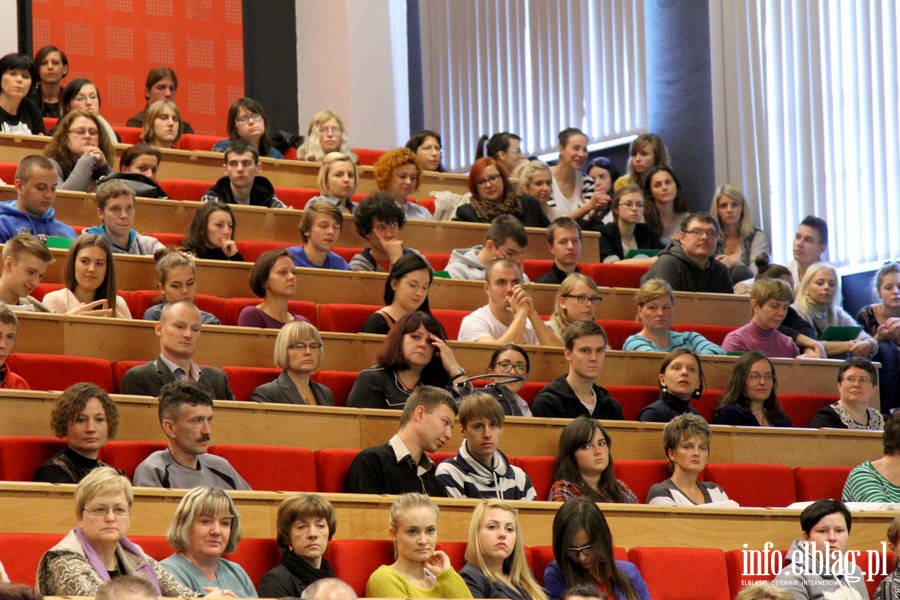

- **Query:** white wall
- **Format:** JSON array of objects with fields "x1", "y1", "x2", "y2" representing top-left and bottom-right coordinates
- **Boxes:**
[
  {"x1": 295, "y1": 0, "x2": 409, "y2": 149},
  {"x1": 0, "y1": 0, "x2": 19, "y2": 55}
]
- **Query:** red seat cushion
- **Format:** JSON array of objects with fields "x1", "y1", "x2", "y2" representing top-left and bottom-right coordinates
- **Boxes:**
[
  {"x1": 793, "y1": 465, "x2": 852, "y2": 502},
  {"x1": 30, "y1": 282, "x2": 65, "y2": 301},
  {"x1": 208, "y1": 444, "x2": 316, "y2": 492},
  {"x1": 0, "y1": 162, "x2": 16, "y2": 182},
  {"x1": 582, "y1": 262, "x2": 650, "y2": 288},
  {"x1": 0, "y1": 532, "x2": 64, "y2": 584},
  {"x1": 128, "y1": 535, "x2": 173, "y2": 561},
  {"x1": 100, "y1": 440, "x2": 168, "y2": 480},
  {"x1": 352, "y1": 147, "x2": 388, "y2": 167},
  {"x1": 613, "y1": 460, "x2": 671, "y2": 504},
  {"x1": 599, "y1": 319, "x2": 643, "y2": 350},
  {"x1": 312, "y1": 370, "x2": 358, "y2": 407},
  {"x1": 606, "y1": 385, "x2": 659, "y2": 421},
  {"x1": 221, "y1": 366, "x2": 281, "y2": 401},
  {"x1": 159, "y1": 178, "x2": 214, "y2": 201},
  {"x1": 704, "y1": 463, "x2": 796, "y2": 507},
  {"x1": 511, "y1": 455, "x2": 555, "y2": 501},
  {"x1": 235, "y1": 239, "x2": 293, "y2": 262},
  {"x1": 5, "y1": 353, "x2": 113, "y2": 392},
  {"x1": 431, "y1": 308, "x2": 469, "y2": 339},
  {"x1": 125, "y1": 290, "x2": 161, "y2": 321},
  {"x1": 779, "y1": 393, "x2": 839, "y2": 428},
  {"x1": 194, "y1": 293, "x2": 227, "y2": 323},
  {"x1": 275, "y1": 187, "x2": 320, "y2": 210},
  {"x1": 317, "y1": 304, "x2": 380, "y2": 333},
  {"x1": 314, "y1": 448, "x2": 361, "y2": 493},
  {"x1": 523, "y1": 259, "x2": 554, "y2": 282},
  {"x1": 113, "y1": 360, "x2": 147, "y2": 393},
  {"x1": 174, "y1": 133, "x2": 222, "y2": 152},
  {"x1": 224, "y1": 537, "x2": 282, "y2": 589},
  {"x1": 325, "y1": 539, "x2": 394, "y2": 596},
  {"x1": 113, "y1": 126, "x2": 143, "y2": 144},
  {"x1": 437, "y1": 541, "x2": 468, "y2": 571},
  {"x1": 421, "y1": 252, "x2": 449, "y2": 271},
  {"x1": 629, "y1": 547, "x2": 731, "y2": 599},
  {"x1": 518, "y1": 381, "x2": 547, "y2": 407},
  {"x1": 0, "y1": 436, "x2": 66, "y2": 481},
  {"x1": 145, "y1": 232, "x2": 185, "y2": 247}
]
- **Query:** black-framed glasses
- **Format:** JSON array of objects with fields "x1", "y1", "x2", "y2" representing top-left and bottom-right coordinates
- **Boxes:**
[
  {"x1": 562, "y1": 294, "x2": 602, "y2": 305},
  {"x1": 495, "y1": 361, "x2": 528, "y2": 374},
  {"x1": 566, "y1": 544, "x2": 596, "y2": 560}
]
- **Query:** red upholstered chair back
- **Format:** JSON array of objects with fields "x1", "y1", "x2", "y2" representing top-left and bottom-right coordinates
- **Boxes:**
[
  {"x1": 511, "y1": 455, "x2": 555, "y2": 501},
  {"x1": 208, "y1": 444, "x2": 316, "y2": 492},
  {"x1": 353, "y1": 147, "x2": 388, "y2": 167},
  {"x1": 317, "y1": 303, "x2": 380, "y2": 333},
  {"x1": 30, "y1": 282, "x2": 65, "y2": 301},
  {"x1": 159, "y1": 178, "x2": 213, "y2": 201},
  {"x1": 146, "y1": 231, "x2": 185, "y2": 247},
  {"x1": 613, "y1": 460, "x2": 671, "y2": 504},
  {"x1": 431, "y1": 308, "x2": 469, "y2": 339},
  {"x1": 696, "y1": 389, "x2": 720, "y2": 422},
  {"x1": 793, "y1": 465, "x2": 853, "y2": 502},
  {"x1": 194, "y1": 293, "x2": 227, "y2": 323},
  {"x1": 325, "y1": 538, "x2": 394, "y2": 596},
  {"x1": 124, "y1": 290, "x2": 161, "y2": 321},
  {"x1": 224, "y1": 537, "x2": 283, "y2": 589},
  {"x1": 523, "y1": 259, "x2": 554, "y2": 282},
  {"x1": 437, "y1": 541, "x2": 468, "y2": 571},
  {"x1": 0, "y1": 532, "x2": 63, "y2": 585},
  {"x1": 234, "y1": 239, "x2": 292, "y2": 262},
  {"x1": 582, "y1": 262, "x2": 650, "y2": 288},
  {"x1": 113, "y1": 126, "x2": 143, "y2": 144},
  {"x1": 313, "y1": 447, "x2": 361, "y2": 493},
  {"x1": 528, "y1": 545, "x2": 556, "y2": 585},
  {"x1": 0, "y1": 436, "x2": 66, "y2": 481},
  {"x1": 128, "y1": 535, "x2": 172, "y2": 561},
  {"x1": 704, "y1": 463, "x2": 796, "y2": 507},
  {"x1": 312, "y1": 370, "x2": 358, "y2": 407},
  {"x1": 779, "y1": 393, "x2": 839, "y2": 428},
  {"x1": 100, "y1": 440, "x2": 168, "y2": 480},
  {"x1": 414, "y1": 197, "x2": 436, "y2": 215},
  {"x1": 0, "y1": 162, "x2": 18, "y2": 182},
  {"x1": 421, "y1": 251, "x2": 450, "y2": 271},
  {"x1": 629, "y1": 547, "x2": 731, "y2": 600},
  {"x1": 113, "y1": 360, "x2": 146, "y2": 393},
  {"x1": 517, "y1": 381, "x2": 546, "y2": 407},
  {"x1": 275, "y1": 187, "x2": 319, "y2": 210},
  {"x1": 5, "y1": 353, "x2": 113, "y2": 392},
  {"x1": 599, "y1": 319, "x2": 643, "y2": 350},
  {"x1": 221, "y1": 366, "x2": 281, "y2": 401},
  {"x1": 174, "y1": 133, "x2": 221, "y2": 151},
  {"x1": 605, "y1": 385, "x2": 659, "y2": 421}
]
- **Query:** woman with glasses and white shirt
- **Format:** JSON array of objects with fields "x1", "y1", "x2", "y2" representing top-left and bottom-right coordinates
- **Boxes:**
[
  {"x1": 811, "y1": 357, "x2": 884, "y2": 430},
  {"x1": 212, "y1": 98, "x2": 283, "y2": 159},
  {"x1": 546, "y1": 273, "x2": 603, "y2": 337},
  {"x1": 251, "y1": 321, "x2": 335, "y2": 406}
]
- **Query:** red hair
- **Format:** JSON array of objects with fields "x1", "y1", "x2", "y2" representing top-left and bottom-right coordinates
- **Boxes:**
[{"x1": 467, "y1": 157, "x2": 510, "y2": 197}]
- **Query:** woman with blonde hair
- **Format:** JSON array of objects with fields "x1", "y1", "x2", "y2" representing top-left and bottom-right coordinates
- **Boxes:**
[
  {"x1": 303, "y1": 152, "x2": 358, "y2": 214},
  {"x1": 297, "y1": 110, "x2": 357, "y2": 163},
  {"x1": 709, "y1": 184, "x2": 770, "y2": 281},
  {"x1": 460, "y1": 499, "x2": 546, "y2": 600},
  {"x1": 161, "y1": 486, "x2": 256, "y2": 597},
  {"x1": 623, "y1": 279, "x2": 724, "y2": 354},
  {"x1": 142, "y1": 249, "x2": 220, "y2": 325},
  {"x1": 511, "y1": 160, "x2": 552, "y2": 208},
  {"x1": 365, "y1": 493, "x2": 472, "y2": 598},
  {"x1": 43, "y1": 110, "x2": 114, "y2": 192},
  {"x1": 140, "y1": 100, "x2": 183, "y2": 149},
  {"x1": 546, "y1": 273, "x2": 602, "y2": 337},
  {"x1": 251, "y1": 321, "x2": 334, "y2": 405}
]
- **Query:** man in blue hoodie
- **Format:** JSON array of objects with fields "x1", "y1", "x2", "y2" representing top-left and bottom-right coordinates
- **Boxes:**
[{"x1": 0, "y1": 155, "x2": 77, "y2": 243}]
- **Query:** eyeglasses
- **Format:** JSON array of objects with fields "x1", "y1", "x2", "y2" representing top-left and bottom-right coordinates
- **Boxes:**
[
  {"x1": 842, "y1": 376, "x2": 872, "y2": 385},
  {"x1": 620, "y1": 201, "x2": 644, "y2": 209},
  {"x1": 69, "y1": 128, "x2": 99, "y2": 138},
  {"x1": 476, "y1": 173, "x2": 502, "y2": 187},
  {"x1": 84, "y1": 505, "x2": 130, "y2": 518},
  {"x1": 495, "y1": 361, "x2": 528, "y2": 374},
  {"x1": 319, "y1": 126, "x2": 342, "y2": 135},
  {"x1": 235, "y1": 113, "x2": 263, "y2": 125},
  {"x1": 566, "y1": 544, "x2": 596, "y2": 560},
  {"x1": 562, "y1": 294, "x2": 603, "y2": 305},
  {"x1": 747, "y1": 373, "x2": 774, "y2": 382},
  {"x1": 289, "y1": 342, "x2": 322, "y2": 352},
  {"x1": 682, "y1": 229, "x2": 717, "y2": 239}
]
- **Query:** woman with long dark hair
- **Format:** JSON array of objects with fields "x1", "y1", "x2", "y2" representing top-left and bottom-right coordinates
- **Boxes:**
[
  {"x1": 714, "y1": 351, "x2": 792, "y2": 426},
  {"x1": 212, "y1": 97, "x2": 282, "y2": 158},
  {"x1": 362, "y1": 252, "x2": 432, "y2": 334}
]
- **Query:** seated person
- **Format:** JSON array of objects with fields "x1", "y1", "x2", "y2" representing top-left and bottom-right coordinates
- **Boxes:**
[
  {"x1": 788, "y1": 215, "x2": 828, "y2": 287},
  {"x1": 0, "y1": 53, "x2": 46, "y2": 135},
  {"x1": 373, "y1": 147, "x2": 432, "y2": 220},
  {"x1": 874, "y1": 516, "x2": 900, "y2": 599},
  {"x1": 474, "y1": 132, "x2": 524, "y2": 175},
  {"x1": 581, "y1": 156, "x2": 619, "y2": 226},
  {"x1": 348, "y1": 311, "x2": 465, "y2": 409},
  {"x1": 436, "y1": 393, "x2": 536, "y2": 500},
  {"x1": 640, "y1": 212, "x2": 733, "y2": 294},
  {"x1": 637, "y1": 349, "x2": 705, "y2": 423},
  {"x1": 536, "y1": 217, "x2": 583, "y2": 284},
  {"x1": 511, "y1": 159, "x2": 553, "y2": 217},
  {"x1": 482, "y1": 343, "x2": 532, "y2": 417},
  {"x1": 126, "y1": 67, "x2": 194, "y2": 132},
  {"x1": 238, "y1": 249, "x2": 309, "y2": 329},
  {"x1": 548, "y1": 416, "x2": 637, "y2": 503},
  {"x1": 58, "y1": 77, "x2": 119, "y2": 142},
  {"x1": 623, "y1": 279, "x2": 725, "y2": 354},
  {"x1": 545, "y1": 273, "x2": 602, "y2": 337},
  {"x1": 722, "y1": 278, "x2": 803, "y2": 357},
  {"x1": 0, "y1": 232, "x2": 53, "y2": 311},
  {"x1": 350, "y1": 192, "x2": 426, "y2": 272},
  {"x1": 142, "y1": 249, "x2": 221, "y2": 325},
  {"x1": 0, "y1": 155, "x2": 77, "y2": 243},
  {"x1": 304, "y1": 152, "x2": 358, "y2": 214},
  {"x1": 454, "y1": 157, "x2": 549, "y2": 227},
  {"x1": 857, "y1": 262, "x2": 900, "y2": 415},
  {"x1": 458, "y1": 259, "x2": 560, "y2": 346},
  {"x1": 647, "y1": 414, "x2": 739, "y2": 506},
  {"x1": 200, "y1": 140, "x2": 286, "y2": 208},
  {"x1": 811, "y1": 357, "x2": 884, "y2": 431},
  {"x1": 182, "y1": 201, "x2": 244, "y2": 262},
  {"x1": 772, "y1": 499, "x2": 867, "y2": 599},
  {"x1": 296, "y1": 110, "x2": 357, "y2": 163},
  {"x1": 133, "y1": 380, "x2": 249, "y2": 490},
  {"x1": 361, "y1": 252, "x2": 432, "y2": 334},
  {"x1": 713, "y1": 351, "x2": 792, "y2": 427},
  {"x1": 345, "y1": 385, "x2": 456, "y2": 496},
  {"x1": 843, "y1": 412, "x2": 900, "y2": 502},
  {"x1": 599, "y1": 184, "x2": 663, "y2": 263},
  {"x1": 42, "y1": 233, "x2": 132, "y2": 318},
  {"x1": 642, "y1": 166, "x2": 691, "y2": 246},
  {"x1": 532, "y1": 320, "x2": 623, "y2": 420},
  {"x1": 140, "y1": 100, "x2": 183, "y2": 149},
  {"x1": 212, "y1": 97, "x2": 283, "y2": 159},
  {"x1": 161, "y1": 487, "x2": 257, "y2": 597},
  {"x1": 709, "y1": 184, "x2": 770, "y2": 282},
  {"x1": 794, "y1": 262, "x2": 877, "y2": 358},
  {"x1": 112, "y1": 142, "x2": 168, "y2": 199},
  {"x1": 34, "y1": 383, "x2": 123, "y2": 483},
  {"x1": 30, "y1": 45, "x2": 68, "y2": 119},
  {"x1": 0, "y1": 306, "x2": 28, "y2": 388},
  {"x1": 258, "y1": 494, "x2": 339, "y2": 597},
  {"x1": 252, "y1": 321, "x2": 334, "y2": 405},
  {"x1": 85, "y1": 179, "x2": 164, "y2": 255},
  {"x1": 288, "y1": 200, "x2": 350, "y2": 270},
  {"x1": 406, "y1": 129, "x2": 444, "y2": 172},
  {"x1": 447, "y1": 214, "x2": 530, "y2": 281},
  {"x1": 121, "y1": 301, "x2": 234, "y2": 399},
  {"x1": 43, "y1": 110, "x2": 113, "y2": 192}
]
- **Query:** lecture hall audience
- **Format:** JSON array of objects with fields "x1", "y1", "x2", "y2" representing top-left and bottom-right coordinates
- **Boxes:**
[
  {"x1": 547, "y1": 128, "x2": 593, "y2": 222},
  {"x1": 374, "y1": 148, "x2": 432, "y2": 220},
  {"x1": 140, "y1": 100, "x2": 183, "y2": 149},
  {"x1": 406, "y1": 129, "x2": 444, "y2": 172},
  {"x1": 637, "y1": 349, "x2": 705, "y2": 423},
  {"x1": 713, "y1": 351, "x2": 793, "y2": 427},
  {"x1": 446, "y1": 214, "x2": 530, "y2": 281},
  {"x1": 43, "y1": 110, "x2": 113, "y2": 192},
  {"x1": 474, "y1": 132, "x2": 524, "y2": 174},
  {"x1": 581, "y1": 156, "x2": 619, "y2": 222},
  {"x1": 211, "y1": 97, "x2": 283, "y2": 159},
  {"x1": 598, "y1": 184, "x2": 663, "y2": 264},
  {"x1": 200, "y1": 140, "x2": 286, "y2": 208},
  {"x1": 287, "y1": 200, "x2": 349, "y2": 270},
  {"x1": 143, "y1": 249, "x2": 221, "y2": 325},
  {"x1": 535, "y1": 217, "x2": 583, "y2": 284},
  {"x1": 856, "y1": 261, "x2": 900, "y2": 413},
  {"x1": 0, "y1": 155, "x2": 76, "y2": 243},
  {"x1": 0, "y1": 306, "x2": 28, "y2": 389},
  {"x1": 85, "y1": 179, "x2": 165, "y2": 255},
  {"x1": 0, "y1": 232, "x2": 54, "y2": 311},
  {"x1": 613, "y1": 132, "x2": 669, "y2": 192},
  {"x1": 349, "y1": 192, "x2": 424, "y2": 273},
  {"x1": 810, "y1": 357, "x2": 884, "y2": 431},
  {"x1": 482, "y1": 343, "x2": 533, "y2": 417},
  {"x1": 0, "y1": 53, "x2": 46, "y2": 135},
  {"x1": 511, "y1": 160, "x2": 553, "y2": 210},
  {"x1": 304, "y1": 152, "x2": 358, "y2": 214},
  {"x1": 296, "y1": 110, "x2": 356, "y2": 163},
  {"x1": 721, "y1": 278, "x2": 802, "y2": 358},
  {"x1": 709, "y1": 184, "x2": 770, "y2": 282},
  {"x1": 59, "y1": 77, "x2": 119, "y2": 142},
  {"x1": 454, "y1": 157, "x2": 548, "y2": 228},
  {"x1": 642, "y1": 166, "x2": 691, "y2": 246},
  {"x1": 239, "y1": 249, "x2": 309, "y2": 329}
]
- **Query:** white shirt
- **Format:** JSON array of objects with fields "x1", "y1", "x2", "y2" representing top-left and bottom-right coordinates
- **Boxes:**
[{"x1": 458, "y1": 305, "x2": 538, "y2": 345}]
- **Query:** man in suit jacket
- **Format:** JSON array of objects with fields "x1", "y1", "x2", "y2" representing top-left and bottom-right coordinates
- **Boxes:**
[{"x1": 120, "y1": 300, "x2": 233, "y2": 399}]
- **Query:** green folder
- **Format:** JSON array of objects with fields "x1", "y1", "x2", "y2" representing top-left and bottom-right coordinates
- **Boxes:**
[
  {"x1": 820, "y1": 325, "x2": 864, "y2": 341},
  {"x1": 625, "y1": 248, "x2": 662, "y2": 258}
]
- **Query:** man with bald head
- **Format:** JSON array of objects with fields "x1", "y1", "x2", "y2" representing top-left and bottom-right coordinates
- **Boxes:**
[{"x1": 120, "y1": 300, "x2": 233, "y2": 399}]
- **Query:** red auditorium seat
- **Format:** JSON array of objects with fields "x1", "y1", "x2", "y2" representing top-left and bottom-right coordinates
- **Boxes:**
[
  {"x1": 696, "y1": 389, "x2": 720, "y2": 422},
  {"x1": 582, "y1": 263, "x2": 650, "y2": 288},
  {"x1": 174, "y1": 133, "x2": 222, "y2": 152},
  {"x1": 671, "y1": 323, "x2": 736, "y2": 346},
  {"x1": 437, "y1": 541, "x2": 468, "y2": 571},
  {"x1": 528, "y1": 545, "x2": 629, "y2": 586},
  {"x1": 704, "y1": 463, "x2": 796, "y2": 507},
  {"x1": 0, "y1": 532, "x2": 62, "y2": 584},
  {"x1": 194, "y1": 294, "x2": 227, "y2": 323},
  {"x1": 0, "y1": 436, "x2": 66, "y2": 481},
  {"x1": 43, "y1": 117, "x2": 58, "y2": 130},
  {"x1": 0, "y1": 162, "x2": 17, "y2": 182},
  {"x1": 512, "y1": 455, "x2": 555, "y2": 500},
  {"x1": 100, "y1": 440, "x2": 168, "y2": 480},
  {"x1": 221, "y1": 366, "x2": 281, "y2": 401},
  {"x1": 225, "y1": 537, "x2": 282, "y2": 588},
  {"x1": 208, "y1": 444, "x2": 316, "y2": 492},
  {"x1": 431, "y1": 308, "x2": 468, "y2": 339},
  {"x1": 325, "y1": 539, "x2": 394, "y2": 596},
  {"x1": 421, "y1": 252, "x2": 450, "y2": 271},
  {"x1": 283, "y1": 146, "x2": 298, "y2": 160},
  {"x1": 613, "y1": 460, "x2": 671, "y2": 504},
  {"x1": 113, "y1": 360, "x2": 146, "y2": 393},
  {"x1": 124, "y1": 290, "x2": 160, "y2": 320},
  {"x1": 128, "y1": 535, "x2": 172, "y2": 561},
  {"x1": 724, "y1": 548, "x2": 776, "y2": 599},
  {"x1": 146, "y1": 231, "x2": 185, "y2": 247},
  {"x1": 606, "y1": 385, "x2": 659, "y2": 421},
  {"x1": 235, "y1": 239, "x2": 292, "y2": 262},
  {"x1": 793, "y1": 465, "x2": 852, "y2": 502},
  {"x1": 517, "y1": 381, "x2": 546, "y2": 407},
  {"x1": 353, "y1": 147, "x2": 388, "y2": 167},
  {"x1": 222, "y1": 298, "x2": 317, "y2": 326},
  {"x1": 314, "y1": 447, "x2": 361, "y2": 492},
  {"x1": 426, "y1": 451, "x2": 455, "y2": 466},
  {"x1": 317, "y1": 304, "x2": 380, "y2": 333},
  {"x1": 160, "y1": 178, "x2": 214, "y2": 201},
  {"x1": 333, "y1": 246, "x2": 362, "y2": 263},
  {"x1": 599, "y1": 319, "x2": 643, "y2": 350},
  {"x1": 523, "y1": 259, "x2": 554, "y2": 282},
  {"x1": 275, "y1": 186, "x2": 319, "y2": 210},
  {"x1": 414, "y1": 197, "x2": 436, "y2": 215},
  {"x1": 779, "y1": 393, "x2": 838, "y2": 428},
  {"x1": 629, "y1": 547, "x2": 731, "y2": 599},
  {"x1": 113, "y1": 126, "x2": 143, "y2": 144},
  {"x1": 31, "y1": 283, "x2": 64, "y2": 301},
  {"x1": 5, "y1": 353, "x2": 113, "y2": 392},
  {"x1": 312, "y1": 370, "x2": 358, "y2": 407}
]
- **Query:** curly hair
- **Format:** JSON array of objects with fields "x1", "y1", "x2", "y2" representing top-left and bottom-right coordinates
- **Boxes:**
[
  {"x1": 297, "y1": 110, "x2": 357, "y2": 163},
  {"x1": 354, "y1": 192, "x2": 406, "y2": 238},
  {"x1": 373, "y1": 147, "x2": 422, "y2": 193},
  {"x1": 50, "y1": 382, "x2": 120, "y2": 439},
  {"x1": 43, "y1": 110, "x2": 114, "y2": 179}
]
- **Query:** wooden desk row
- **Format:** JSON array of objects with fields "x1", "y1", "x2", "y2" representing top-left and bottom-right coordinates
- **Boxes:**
[
  {"x1": 0, "y1": 187, "x2": 603, "y2": 261},
  {"x1": 0, "y1": 391, "x2": 880, "y2": 467},
  {"x1": 30, "y1": 248, "x2": 751, "y2": 324},
  {"x1": 0, "y1": 133, "x2": 467, "y2": 199},
  {"x1": 13, "y1": 313, "x2": 843, "y2": 395},
  {"x1": 1, "y1": 483, "x2": 895, "y2": 551}
]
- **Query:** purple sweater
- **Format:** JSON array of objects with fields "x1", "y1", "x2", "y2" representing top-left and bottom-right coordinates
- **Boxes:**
[
  {"x1": 238, "y1": 305, "x2": 309, "y2": 330},
  {"x1": 722, "y1": 321, "x2": 799, "y2": 358}
]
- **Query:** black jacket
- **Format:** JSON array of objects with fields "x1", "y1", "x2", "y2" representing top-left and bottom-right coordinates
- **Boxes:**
[{"x1": 531, "y1": 374, "x2": 624, "y2": 420}]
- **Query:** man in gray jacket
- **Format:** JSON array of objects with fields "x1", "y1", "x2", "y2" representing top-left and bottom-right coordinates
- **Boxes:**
[{"x1": 446, "y1": 214, "x2": 530, "y2": 282}]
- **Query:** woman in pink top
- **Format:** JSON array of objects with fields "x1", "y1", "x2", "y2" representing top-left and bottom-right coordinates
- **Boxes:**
[{"x1": 722, "y1": 279, "x2": 813, "y2": 358}]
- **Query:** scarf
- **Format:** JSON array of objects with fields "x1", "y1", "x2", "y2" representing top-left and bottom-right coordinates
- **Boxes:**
[
  {"x1": 281, "y1": 549, "x2": 335, "y2": 586},
  {"x1": 74, "y1": 527, "x2": 162, "y2": 594},
  {"x1": 470, "y1": 191, "x2": 522, "y2": 223}
]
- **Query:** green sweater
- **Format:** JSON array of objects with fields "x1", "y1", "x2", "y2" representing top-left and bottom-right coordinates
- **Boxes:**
[{"x1": 366, "y1": 565, "x2": 473, "y2": 598}]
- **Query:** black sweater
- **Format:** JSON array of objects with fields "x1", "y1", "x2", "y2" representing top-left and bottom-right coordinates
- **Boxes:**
[
  {"x1": 531, "y1": 374, "x2": 624, "y2": 420},
  {"x1": 344, "y1": 443, "x2": 448, "y2": 496}
]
